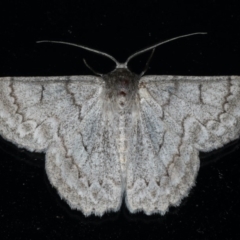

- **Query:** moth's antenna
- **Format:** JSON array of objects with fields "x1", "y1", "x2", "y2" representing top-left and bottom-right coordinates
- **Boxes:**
[
  {"x1": 140, "y1": 48, "x2": 155, "y2": 77},
  {"x1": 37, "y1": 40, "x2": 120, "y2": 67},
  {"x1": 83, "y1": 59, "x2": 103, "y2": 77},
  {"x1": 125, "y1": 32, "x2": 207, "y2": 65}
]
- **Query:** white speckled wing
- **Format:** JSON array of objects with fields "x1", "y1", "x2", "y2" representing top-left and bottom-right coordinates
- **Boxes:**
[
  {"x1": 0, "y1": 76, "x2": 123, "y2": 216},
  {"x1": 125, "y1": 76, "x2": 240, "y2": 215}
]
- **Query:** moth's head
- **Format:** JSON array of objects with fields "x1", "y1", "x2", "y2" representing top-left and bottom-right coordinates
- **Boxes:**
[
  {"x1": 77, "y1": 45, "x2": 156, "y2": 77},
  {"x1": 37, "y1": 32, "x2": 207, "y2": 77}
]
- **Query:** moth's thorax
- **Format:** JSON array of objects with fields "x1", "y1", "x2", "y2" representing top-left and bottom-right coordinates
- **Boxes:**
[{"x1": 103, "y1": 68, "x2": 140, "y2": 109}]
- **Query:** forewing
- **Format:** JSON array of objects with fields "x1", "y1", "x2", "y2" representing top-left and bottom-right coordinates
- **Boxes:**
[
  {"x1": 126, "y1": 75, "x2": 240, "y2": 215},
  {"x1": 0, "y1": 76, "x2": 101, "y2": 151},
  {"x1": 140, "y1": 76, "x2": 240, "y2": 151}
]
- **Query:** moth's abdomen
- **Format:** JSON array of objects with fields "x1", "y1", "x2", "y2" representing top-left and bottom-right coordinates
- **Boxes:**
[{"x1": 117, "y1": 114, "x2": 127, "y2": 172}]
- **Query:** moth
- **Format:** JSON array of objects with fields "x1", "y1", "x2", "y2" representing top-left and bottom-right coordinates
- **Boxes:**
[{"x1": 0, "y1": 33, "x2": 239, "y2": 216}]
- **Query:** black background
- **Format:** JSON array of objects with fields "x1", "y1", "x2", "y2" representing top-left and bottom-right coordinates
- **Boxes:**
[{"x1": 0, "y1": 1, "x2": 240, "y2": 239}]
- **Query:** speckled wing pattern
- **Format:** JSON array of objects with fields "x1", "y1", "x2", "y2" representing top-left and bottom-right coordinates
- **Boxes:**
[
  {"x1": 0, "y1": 75, "x2": 240, "y2": 216},
  {"x1": 0, "y1": 76, "x2": 123, "y2": 216},
  {"x1": 126, "y1": 76, "x2": 240, "y2": 214}
]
